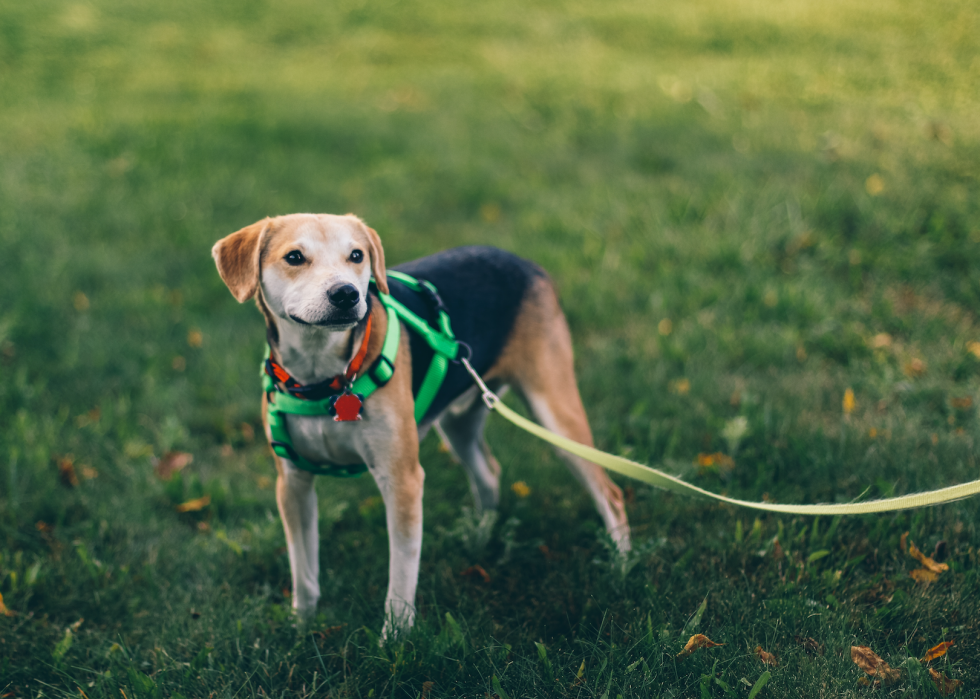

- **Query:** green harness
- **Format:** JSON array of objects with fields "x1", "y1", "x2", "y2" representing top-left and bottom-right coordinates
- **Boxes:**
[{"x1": 262, "y1": 271, "x2": 460, "y2": 477}]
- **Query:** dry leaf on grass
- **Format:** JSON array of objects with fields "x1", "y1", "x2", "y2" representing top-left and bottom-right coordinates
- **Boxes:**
[
  {"x1": 928, "y1": 668, "x2": 963, "y2": 695},
  {"x1": 755, "y1": 646, "x2": 777, "y2": 666},
  {"x1": 57, "y1": 455, "x2": 79, "y2": 488},
  {"x1": 795, "y1": 636, "x2": 824, "y2": 655},
  {"x1": 910, "y1": 568, "x2": 939, "y2": 584},
  {"x1": 696, "y1": 453, "x2": 735, "y2": 470},
  {"x1": 460, "y1": 565, "x2": 491, "y2": 583},
  {"x1": 921, "y1": 640, "x2": 954, "y2": 663},
  {"x1": 851, "y1": 646, "x2": 902, "y2": 685},
  {"x1": 677, "y1": 634, "x2": 724, "y2": 658},
  {"x1": 908, "y1": 541, "x2": 949, "y2": 573},
  {"x1": 175, "y1": 494, "x2": 211, "y2": 513},
  {"x1": 903, "y1": 531, "x2": 949, "y2": 583},
  {"x1": 155, "y1": 451, "x2": 193, "y2": 480},
  {"x1": 0, "y1": 591, "x2": 17, "y2": 617},
  {"x1": 510, "y1": 481, "x2": 531, "y2": 498}
]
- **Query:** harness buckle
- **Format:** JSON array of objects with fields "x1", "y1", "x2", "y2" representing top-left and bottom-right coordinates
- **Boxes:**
[{"x1": 450, "y1": 340, "x2": 473, "y2": 365}]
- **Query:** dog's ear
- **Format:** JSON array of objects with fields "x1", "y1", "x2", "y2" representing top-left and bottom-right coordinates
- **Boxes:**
[
  {"x1": 361, "y1": 223, "x2": 388, "y2": 295},
  {"x1": 212, "y1": 218, "x2": 271, "y2": 302}
]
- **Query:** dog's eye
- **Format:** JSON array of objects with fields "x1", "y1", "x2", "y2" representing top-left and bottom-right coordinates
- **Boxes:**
[
  {"x1": 349, "y1": 249, "x2": 364, "y2": 263},
  {"x1": 284, "y1": 250, "x2": 306, "y2": 266}
]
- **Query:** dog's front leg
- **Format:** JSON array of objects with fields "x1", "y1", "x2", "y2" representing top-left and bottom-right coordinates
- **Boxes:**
[
  {"x1": 370, "y1": 459, "x2": 425, "y2": 640},
  {"x1": 275, "y1": 461, "x2": 320, "y2": 621}
]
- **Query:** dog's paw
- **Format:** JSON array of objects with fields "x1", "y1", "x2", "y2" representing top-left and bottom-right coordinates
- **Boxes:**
[{"x1": 379, "y1": 606, "x2": 415, "y2": 645}]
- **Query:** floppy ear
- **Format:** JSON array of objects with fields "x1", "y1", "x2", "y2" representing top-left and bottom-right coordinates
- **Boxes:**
[
  {"x1": 362, "y1": 223, "x2": 388, "y2": 295},
  {"x1": 211, "y1": 218, "x2": 271, "y2": 302}
]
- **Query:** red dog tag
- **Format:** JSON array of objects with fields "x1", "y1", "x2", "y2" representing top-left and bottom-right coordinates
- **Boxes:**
[{"x1": 332, "y1": 392, "x2": 363, "y2": 422}]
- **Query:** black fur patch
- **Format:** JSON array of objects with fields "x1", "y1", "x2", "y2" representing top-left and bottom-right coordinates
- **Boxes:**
[{"x1": 385, "y1": 246, "x2": 546, "y2": 422}]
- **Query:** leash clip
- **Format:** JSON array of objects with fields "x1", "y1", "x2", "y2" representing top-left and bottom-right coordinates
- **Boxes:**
[{"x1": 460, "y1": 357, "x2": 498, "y2": 410}]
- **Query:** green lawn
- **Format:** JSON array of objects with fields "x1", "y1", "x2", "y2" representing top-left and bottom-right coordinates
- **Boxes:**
[{"x1": 2, "y1": 0, "x2": 980, "y2": 696}]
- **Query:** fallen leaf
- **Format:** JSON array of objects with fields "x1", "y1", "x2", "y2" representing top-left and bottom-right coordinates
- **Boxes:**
[
  {"x1": 951, "y1": 397, "x2": 972, "y2": 409},
  {"x1": 175, "y1": 494, "x2": 211, "y2": 513},
  {"x1": 865, "y1": 173, "x2": 885, "y2": 196},
  {"x1": 900, "y1": 531, "x2": 909, "y2": 554},
  {"x1": 511, "y1": 481, "x2": 530, "y2": 498},
  {"x1": 843, "y1": 388, "x2": 856, "y2": 414},
  {"x1": 908, "y1": 540, "x2": 949, "y2": 573},
  {"x1": 928, "y1": 668, "x2": 963, "y2": 695},
  {"x1": 921, "y1": 640, "x2": 954, "y2": 663},
  {"x1": 461, "y1": 565, "x2": 491, "y2": 583},
  {"x1": 57, "y1": 455, "x2": 79, "y2": 488},
  {"x1": 670, "y1": 378, "x2": 690, "y2": 395},
  {"x1": 421, "y1": 681, "x2": 435, "y2": 699},
  {"x1": 155, "y1": 451, "x2": 193, "y2": 481},
  {"x1": 318, "y1": 625, "x2": 344, "y2": 639},
  {"x1": 910, "y1": 568, "x2": 939, "y2": 584},
  {"x1": 187, "y1": 329, "x2": 204, "y2": 348},
  {"x1": 696, "y1": 452, "x2": 735, "y2": 470},
  {"x1": 755, "y1": 646, "x2": 778, "y2": 666},
  {"x1": 871, "y1": 333, "x2": 892, "y2": 349},
  {"x1": 968, "y1": 341, "x2": 980, "y2": 360},
  {"x1": 0, "y1": 591, "x2": 16, "y2": 617},
  {"x1": 677, "y1": 634, "x2": 724, "y2": 658},
  {"x1": 903, "y1": 358, "x2": 926, "y2": 377},
  {"x1": 81, "y1": 466, "x2": 98, "y2": 479},
  {"x1": 795, "y1": 636, "x2": 824, "y2": 655},
  {"x1": 851, "y1": 646, "x2": 902, "y2": 685}
]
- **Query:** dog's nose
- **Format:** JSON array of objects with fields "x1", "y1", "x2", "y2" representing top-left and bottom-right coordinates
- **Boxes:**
[{"x1": 328, "y1": 283, "x2": 360, "y2": 310}]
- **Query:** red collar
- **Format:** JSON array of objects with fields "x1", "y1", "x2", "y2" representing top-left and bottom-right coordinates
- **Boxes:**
[{"x1": 265, "y1": 314, "x2": 373, "y2": 399}]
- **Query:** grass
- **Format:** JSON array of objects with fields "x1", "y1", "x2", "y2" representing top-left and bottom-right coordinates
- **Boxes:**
[{"x1": 2, "y1": 0, "x2": 980, "y2": 695}]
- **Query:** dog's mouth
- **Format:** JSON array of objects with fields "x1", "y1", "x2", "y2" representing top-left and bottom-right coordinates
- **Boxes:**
[{"x1": 288, "y1": 311, "x2": 362, "y2": 328}]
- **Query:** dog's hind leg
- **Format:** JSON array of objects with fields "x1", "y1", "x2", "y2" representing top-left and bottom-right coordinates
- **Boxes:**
[
  {"x1": 436, "y1": 387, "x2": 504, "y2": 512},
  {"x1": 492, "y1": 278, "x2": 631, "y2": 552}
]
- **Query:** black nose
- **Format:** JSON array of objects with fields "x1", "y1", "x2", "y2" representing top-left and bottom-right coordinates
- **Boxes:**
[{"x1": 328, "y1": 283, "x2": 360, "y2": 310}]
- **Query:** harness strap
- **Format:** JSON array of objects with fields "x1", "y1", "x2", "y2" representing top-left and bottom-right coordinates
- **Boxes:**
[
  {"x1": 385, "y1": 271, "x2": 458, "y2": 421},
  {"x1": 263, "y1": 273, "x2": 459, "y2": 476}
]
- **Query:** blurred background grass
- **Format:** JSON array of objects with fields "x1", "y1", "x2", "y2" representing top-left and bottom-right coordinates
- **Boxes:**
[{"x1": 2, "y1": 0, "x2": 980, "y2": 696}]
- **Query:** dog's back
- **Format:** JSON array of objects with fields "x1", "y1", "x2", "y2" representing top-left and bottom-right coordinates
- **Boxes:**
[{"x1": 389, "y1": 246, "x2": 546, "y2": 422}]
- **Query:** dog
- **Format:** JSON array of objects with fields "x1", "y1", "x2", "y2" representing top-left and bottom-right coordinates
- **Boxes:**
[{"x1": 212, "y1": 213, "x2": 630, "y2": 637}]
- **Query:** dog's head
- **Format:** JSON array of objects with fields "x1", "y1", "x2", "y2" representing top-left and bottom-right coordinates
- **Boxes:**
[{"x1": 212, "y1": 213, "x2": 388, "y2": 329}]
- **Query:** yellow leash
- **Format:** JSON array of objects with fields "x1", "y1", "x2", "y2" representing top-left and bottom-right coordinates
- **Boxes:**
[{"x1": 460, "y1": 359, "x2": 980, "y2": 515}]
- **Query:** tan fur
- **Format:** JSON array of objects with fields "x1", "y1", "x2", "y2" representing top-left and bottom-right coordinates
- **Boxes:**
[
  {"x1": 483, "y1": 276, "x2": 629, "y2": 546},
  {"x1": 212, "y1": 218, "x2": 271, "y2": 302}
]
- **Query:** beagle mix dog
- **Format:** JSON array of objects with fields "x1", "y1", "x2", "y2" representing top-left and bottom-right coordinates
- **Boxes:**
[{"x1": 212, "y1": 213, "x2": 630, "y2": 637}]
